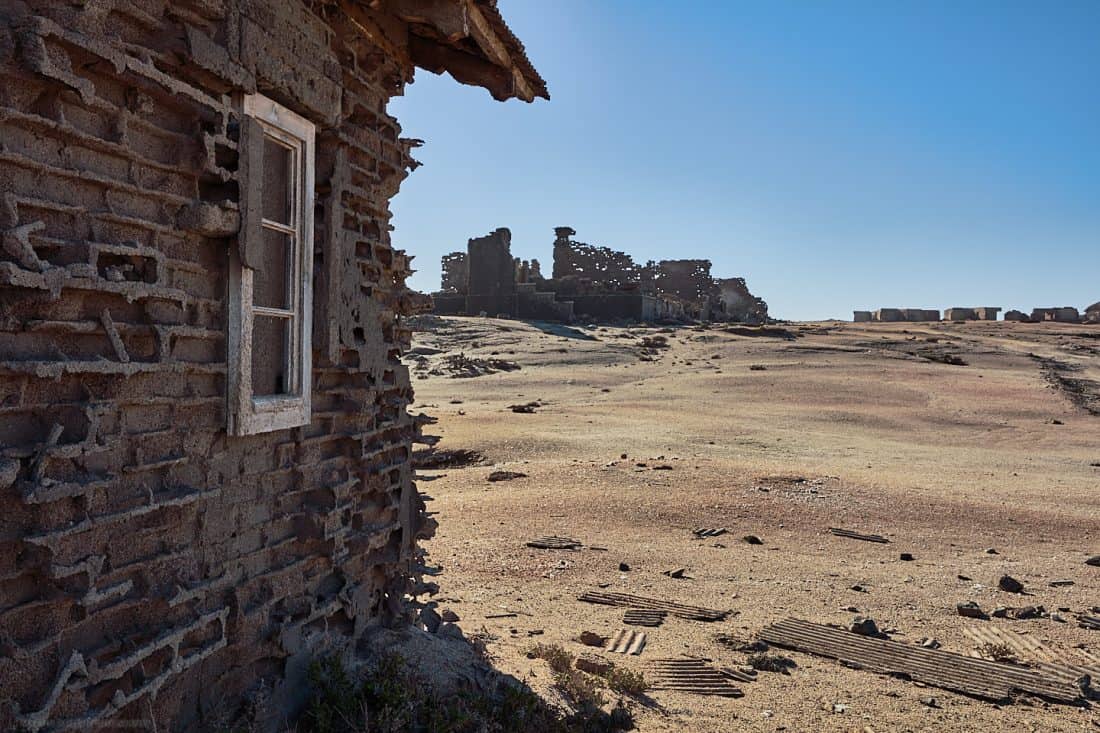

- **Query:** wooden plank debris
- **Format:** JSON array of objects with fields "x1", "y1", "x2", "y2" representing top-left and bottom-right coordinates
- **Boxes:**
[
  {"x1": 647, "y1": 657, "x2": 744, "y2": 697},
  {"x1": 623, "y1": 609, "x2": 666, "y2": 627},
  {"x1": 578, "y1": 591, "x2": 728, "y2": 621},
  {"x1": 828, "y1": 527, "x2": 890, "y2": 544},
  {"x1": 606, "y1": 629, "x2": 647, "y2": 655},
  {"x1": 759, "y1": 618, "x2": 1086, "y2": 704},
  {"x1": 526, "y1": 536, "x2": 582, "y2": 550}
]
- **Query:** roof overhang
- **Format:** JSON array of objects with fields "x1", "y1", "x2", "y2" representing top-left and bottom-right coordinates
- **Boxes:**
[{"x1": 340, "y1": 0, "x2": 548, "y2": 102}]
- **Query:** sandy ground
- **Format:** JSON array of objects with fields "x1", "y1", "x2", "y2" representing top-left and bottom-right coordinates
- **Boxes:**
[{"x1": 407, "y1": 316, "x2": 1100, "y2": 732}]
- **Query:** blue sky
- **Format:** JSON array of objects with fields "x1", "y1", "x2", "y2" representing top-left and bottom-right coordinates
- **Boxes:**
[{"x1": 390, "y1": 1, "x2": 1099, "y2": 320}]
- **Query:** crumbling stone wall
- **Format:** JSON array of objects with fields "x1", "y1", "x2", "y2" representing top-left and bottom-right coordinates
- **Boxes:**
[
  {"x1": 465, "y1": 228, "x2": 516, "y2": 315},
  {"x1": 440, "y1": 251, "x2": 468, "y2": 294},
  {"x1": 551, "y1": 226, "x2": 643, "y2": 291},
  {"x1": 655, "y1": 259, "x2": 718, "y2": 317},
  {"x1": 714, "y1": 277, "x2": 768, "y2": 324},
  {"x1": 0, "y1": 2, "x2": 438, "y2": 730}
]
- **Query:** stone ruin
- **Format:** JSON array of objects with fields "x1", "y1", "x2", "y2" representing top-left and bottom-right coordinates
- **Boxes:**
[
  {"x1": 0, "y1": 1, "x2": 545, "y2": 731},
  {"x1": 858, "y1": 304, "x2": 1097, "y2": 325},
  {"x1": 433, "y1": 226, "x2": 769, "y2": 324}
]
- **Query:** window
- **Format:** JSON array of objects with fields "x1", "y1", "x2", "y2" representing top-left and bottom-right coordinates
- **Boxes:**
[{"x1": 228, "y1": 94, "x2": 315, "y2": 436}]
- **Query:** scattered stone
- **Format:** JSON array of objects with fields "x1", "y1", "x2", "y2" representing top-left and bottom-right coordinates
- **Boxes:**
[
  {"x1": 986, "y1": 548, "x2": 998, "y2": 555},
  {"x1": 849, "y1": 616, "x2": 880, "y2": 637},
  {"x1": 919, "y1": 638, "x2": 941, "y2": 649},
  {"x1": 957, "y1": 601, "x2": 986, "y2": 619},
  {"x1": 1008, "y1": 605, "x2": 1044, "y2": 620},
  {"x1": 1086, "y1": 556, "x2": 1100, "y2": 567},
  {"x1": 957, "y1": 575, "x2": 972, "y2": 582},
  {"x1": 440, "y1": 609, "x2": 460, "y2": 623},
  {"x1": 1051, "y1": 613, "x2": 1067, "y2": 623},
  {"x1": 850, "y1": 584, "x2": 867, "y2": 593},
  {"x1": 900, "y1": 552, "x2": 914, "y2": 561},
  {"x1": 920, "y1": 697, "x2": 939, "y2": 708},
  {"x1": 663, "y1": 568, "x2": 687, "y2": 579},
  {"x1": 487, "y1": 470, "x2": 527, "y2": 482},
  {"x1": 509, "y1": 402, "x2": 539, "y2": 413},
  {"x1": 575, "y1": 654, "x2": 613, "y2": 675},
  {"x1": 1049, "y1": 579, "x2": 1075, "y2": 587},
  {"x1": 619, "y1": 562, "x2": 631, "y2": 572},
  {"x1": 998, "y1": 575, "x2": 1025, "y2": 594},
  {"x1": 742, "y1": 535, "x2": 764, "y2": 545}
]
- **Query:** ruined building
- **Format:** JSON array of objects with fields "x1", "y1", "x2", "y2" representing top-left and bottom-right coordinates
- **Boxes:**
[
  {"x1": 434, "y1": 226, "x2": 769, "y2": 323},
  {"x1": 0, "y1": 1, "x2": 545, "y2": 731}
]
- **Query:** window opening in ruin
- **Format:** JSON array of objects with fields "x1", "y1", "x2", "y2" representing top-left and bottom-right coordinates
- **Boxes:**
[{"x1": 228, "y1": 94, "x2": 315, "y2": 435}]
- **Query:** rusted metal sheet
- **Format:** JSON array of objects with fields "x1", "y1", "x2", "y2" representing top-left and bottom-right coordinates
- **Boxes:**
[
  {"x1": 526, "y1": 536, "x2": 582, "y2": 550},
  {"x1": 760, "y1": 618, "x2": 1086, "y2": 704},
  {"x1": 624, "y1": 609, "x2": 667, "y2": 627},
  {"x1": 828, "y1": 527, "x2": 890, "y2": 544},
  {"x1": 647, "y1": 657, "x2": 744, "y2": 697},
  {"x1": 606, "y1": 629, "x2": 647, "y2": 655},
  {"x1": 963, "y1": 625, "x2": 1099, "y2": 684},
  {"x1": 578, "y1": 591, "x2": 728, "y2": 621}
]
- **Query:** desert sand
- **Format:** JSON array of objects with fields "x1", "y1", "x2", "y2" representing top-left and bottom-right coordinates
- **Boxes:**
[{"x1": 408, "y1": 316, "x2": 1099, "y2": 732}]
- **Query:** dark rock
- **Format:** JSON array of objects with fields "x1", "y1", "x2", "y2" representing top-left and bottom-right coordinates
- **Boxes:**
[
  {"x1": 577, "y1": 631, "x2": 607, "y2": 647},
  {"x1": 663, "y1": 568, "x2": 687, "y2": 579},
  {"x1": 487, "y1": 470, "x2": 527, "y2": 482},
  {"x1": 742, "y1": 535, "x2": 764, "y2": 545},
  {"x1": 957, "y1": 601, "x2": 986, "y2": 619},
  {"x1": 619, "y1": 562, "x2": 630, "y2": 572},
  {"x1": 437, "y1": 622, "x2": 464, "y2": 640},
  {"x1": 1086, "y1": 555, "x2": 1100, "y2": 567},
  {"x1": 899, "y1": 553, "x2": 914, "y2": 561},
  {"x1": 849, "y1": 616, "x2": 880, "y2": 636},
  {"x1": 440, "y1": 609, "x2": 460, "y2": 623},
  {"x1": 419, "y1": 606, "x2": 442, "y2": 633},
  {"x1": 998, "y1": 575, "x2": 1025, "y2": 594}
]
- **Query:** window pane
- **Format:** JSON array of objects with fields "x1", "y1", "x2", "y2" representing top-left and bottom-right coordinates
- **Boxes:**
[
  {"x1": 252, "y1": 314, "x2": 290, "y2": 396},
  {"x1": 262, "y1": 136, "x2": 293, "y2": 225},
  {"x1": 253, "y1": 228, "x2": 291, "y2": 309}
]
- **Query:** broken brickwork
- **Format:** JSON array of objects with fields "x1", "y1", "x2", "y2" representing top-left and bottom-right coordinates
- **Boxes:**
[
  {"x1": 551, "y1": 226, "x2": 645, "y2": 292},
  {"x1": 714, "y1": 277, "x2": 768, "y2": 324},
  {"x1": 440, "y1": 251, "x2": 468, "y2": 294},
  {"x1": 0, "y1": 1, "x2": 545, "y2": 731}
]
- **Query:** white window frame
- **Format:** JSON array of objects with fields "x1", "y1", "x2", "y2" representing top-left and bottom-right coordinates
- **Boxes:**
[{"x1": 227, "y1": 94, "x2": 315, "y2": 436}]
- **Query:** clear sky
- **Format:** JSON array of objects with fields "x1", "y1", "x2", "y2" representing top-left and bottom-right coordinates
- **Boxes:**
[{"x1": 390, "y1": 1, "x2": 1099, "y2": 321}]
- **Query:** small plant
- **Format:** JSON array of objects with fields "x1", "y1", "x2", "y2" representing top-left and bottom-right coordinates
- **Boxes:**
[
  {"x1": 601, "y1": 666, "x2": 648, "y2": 695},
  {"x1": 976, "y1": 642, "x2": 1017, "y2": 664},
  {"x1": 747, "y1": 652, "x2": 797, "y2": 674}
]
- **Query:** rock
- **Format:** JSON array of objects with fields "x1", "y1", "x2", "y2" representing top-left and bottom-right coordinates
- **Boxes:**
[
  {"x1": 620, "y1": 453, "x2": 628, "y2": 459},
  {"x1": 437, "y1": 622, "x2": 465, "y2": 641},
  {"x1": 487, "y1": 470, "x2": 527, "y2": 482},
  {"x1": 742, "y1": 534, "x2": 764, "y2": 545},
  {"x1": 920, "y1": 697, "x2": 939, "y2": 708},
  {"x1": 899, "y1": 552, "x2": 914, "y2": 561},
  {"x1": 957, "y1": 574, "x2": 972, "y2": 581},
  {"x1": 849, "y1": 616, "x2": 880, "y2": 637},
  {"x1": 663, "y1": 568, "x2": 687, "y2": 579},
  {"x1": 618, "y1": 562, "x2": 630, "y2": 572},
  {"x1": 986, "y1": 548, "x2": 998, "y2": 555},
  {"x1": 577, "y1": 631, "x2": 607, "y2": 647},
  {"x1": 1049, "y1": 579, "x2": 1075, "y2": 587},
  {"x1": 998, "y1": 575, "x2": 1025, "y2": 594},
  {"x1": 1051, "y1": 613, "x2": 1067, "y2": 623},
  {"x1": 850, "y1": 584, "x2": 867, "y2": 593},
  {"x1": 992, "y1": 606, "x2": 1009, "y2": 618},
  {"x1": 919, "y1": 638, "x2": 941, "y2": 649},
  {"x1": 1008, "y1": 605, "x2": 1044, "y2": 620},
  {"x1": 441, "y1": 609, "x2": 460, "y2": 623},
  {"x1": 575, "y1": 654, "x2": 613, "y2": 675},
  {"x1": 419, "y1": 606, "x2": 442, "y2": 633},
  {"x1": 957, "y1": 602, "x2": 986, "y2": 619},
  {"x1": 1086, "y1": 555, "x2": 1100, "y2": 567}
]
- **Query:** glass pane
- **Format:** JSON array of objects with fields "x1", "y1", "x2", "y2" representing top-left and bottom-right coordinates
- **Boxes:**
[
  {"x1": 253, "y1": 228, "x2": 291, "y2": 309},
  {"x1": 262, "y1": 136, "x2": 293, "y2": 225},
  {"x1": 252, "y1": 315, "x2": 290, "y2": 396}
]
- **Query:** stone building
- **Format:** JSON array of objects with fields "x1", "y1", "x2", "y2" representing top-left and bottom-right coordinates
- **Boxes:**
[
  {"x1": 1085, "y1": 302, "x2": 1100, "y2": 324},
  {"x1": 0, "y1": 1, "x2": 545, "y2": 731}
]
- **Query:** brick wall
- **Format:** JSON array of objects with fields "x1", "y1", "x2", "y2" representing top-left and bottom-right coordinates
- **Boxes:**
[{"x1": 0, "y1": 2, "x2": 430, "y2": 730}]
